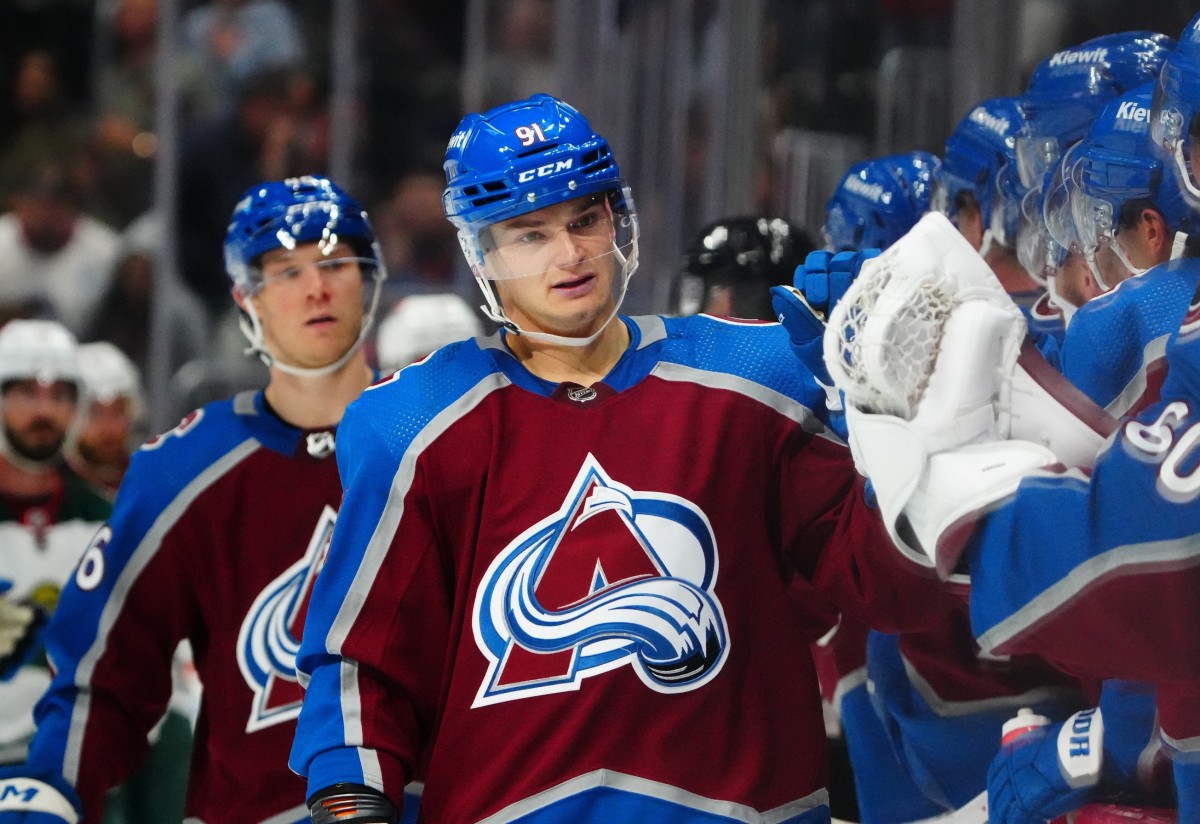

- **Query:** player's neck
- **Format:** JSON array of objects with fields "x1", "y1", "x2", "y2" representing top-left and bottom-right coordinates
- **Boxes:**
[
  {"x1": 0, "y1": 454, "x2": 60, "y2": 498},
  {"x1": 986, "y1": 245, "x2": 1039, "y2": 295},
  {"x1": 507, "y1": 319, "x2": 630, "y2": 387},
  {"x1": 264, "y1": 354, "x2": 374, "y2": 429}
]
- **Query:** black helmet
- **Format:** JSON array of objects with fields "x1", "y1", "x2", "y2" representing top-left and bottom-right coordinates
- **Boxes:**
[{"x1": 675, "y1": 216, "x2": 814, "y2": 320}]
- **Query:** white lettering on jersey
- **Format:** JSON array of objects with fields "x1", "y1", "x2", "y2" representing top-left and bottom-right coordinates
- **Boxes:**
[
  {"x1": 1123, "y1": 401, "x2": 1200, "y2": 503},
  {"x1": 236, "y1": 505, "x2": 337, "y2": 732},
  {"x1": 471, "y1": 454, "x2": 729, "y2": 707}
]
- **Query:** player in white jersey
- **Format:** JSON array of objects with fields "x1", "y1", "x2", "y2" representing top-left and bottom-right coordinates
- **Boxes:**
[{"x1": 0, "y1": 320, "x2": 110, "y2": 766}]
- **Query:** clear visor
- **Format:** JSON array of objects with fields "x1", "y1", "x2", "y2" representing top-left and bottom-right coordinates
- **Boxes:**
[
  {"x1": 462, "y1": 190, "x2": 637, "y2": 282},
  {"x1": 822, "y1": 204, "x2": 862, "y2": 252},
  {"x1": 1068, "y1": 186, "x2": 1116, "y2": 256},
  {"x1": 1151, "y1": 70, "x2": 1200, "y2": 206},
  {"x1": 1016, "y1": 186, "x2": 1064, "y2": 285},
  {"x1": 1043, "y1": 146, "x2": 1082, "y2": 253},
  {"x1": 1015, "y1": 133, "x2": 1062, "y2": 192},
  {"x1": 928, "y1": 175, "x2": 952, "y2": 218}
]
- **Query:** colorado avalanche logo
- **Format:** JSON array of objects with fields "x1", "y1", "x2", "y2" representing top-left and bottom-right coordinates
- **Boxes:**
[
  {"x1": 472, "y1": 454, "x2": 729, "y2": 707},
  {"x1": 236, "y1": 505, "x2": 336, "y2": 732}
]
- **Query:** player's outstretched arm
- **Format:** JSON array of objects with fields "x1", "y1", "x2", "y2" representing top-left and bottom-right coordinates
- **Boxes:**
[{"x1": 819, "y1": 213, "x2": 1114, "y2": 578}]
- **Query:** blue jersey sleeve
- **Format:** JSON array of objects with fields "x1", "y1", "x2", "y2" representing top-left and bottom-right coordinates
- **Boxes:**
[
  {"x1": 290, "y1": 345, "x2": 502, "y2": 806},
  {"x1": 24, "y1": 402, "x2": 245, "y2": 820},
  {"x1": 966, "y1": 388, "x2": 1200, "y2": 683}
]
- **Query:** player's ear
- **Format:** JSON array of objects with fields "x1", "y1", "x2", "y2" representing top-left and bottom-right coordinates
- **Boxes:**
[
  {"x1": 231, "y1": 287, "x2": 250, "y2": 312},
  {"x1": 1142, "y1": 208, "x2": 1167, "y2": 256}
]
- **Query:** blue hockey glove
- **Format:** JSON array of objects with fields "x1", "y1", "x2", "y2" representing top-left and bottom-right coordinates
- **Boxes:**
[
  {"x1": 988, "y1": 708, "x2": 1104, "y2": 824},
  {"x1": 0, "y1": 769, "x2": 82, "y2": 823},
  {"x1": 770, "y1": 249, "x2": 881, "y2": 381}
]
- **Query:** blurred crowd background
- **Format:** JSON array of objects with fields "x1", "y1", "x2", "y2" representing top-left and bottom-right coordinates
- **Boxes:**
[{"x1": 0, "y1": 0, "x2": 1195, "y2": 434}]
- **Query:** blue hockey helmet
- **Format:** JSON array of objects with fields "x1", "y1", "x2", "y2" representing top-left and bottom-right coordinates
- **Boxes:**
[
  {"x1": 1151, "y1": 13, "x2": 1200, "y2": 215},
  {"x1": 442, "y1": 93, "x2": 639, "y2": 344},
  {"x1": 1069, "y1": 84, "x2": 1191, "y2": 284},
  {"x1": 1017, "y1": 31, "x2": 1174, "y2": 192},
  {"x1": 223, "y1": 175, "x2": 386, "y2": 376},
  {"x1": 823, "y1": 151, "x2": 939, "y2": 252},
  {"x1": 932, "y1": 96, "x2": 1025, "y2": 232},
  {"x1": 224, "y1": 175, "x2": 383, "y2": 295}
]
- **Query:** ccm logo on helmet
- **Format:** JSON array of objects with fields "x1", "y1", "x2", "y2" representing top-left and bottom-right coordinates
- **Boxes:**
[{"x1": 517, "y1": 159, "x2": 574, "y2": 183}]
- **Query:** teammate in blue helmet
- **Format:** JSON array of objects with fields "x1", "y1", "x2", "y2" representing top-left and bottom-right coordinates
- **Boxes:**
[
  {"x1": 441, "y1": 93, "x2": 638, "y2": 348},
  {"x1": 931, "y1": 96, "x2": 1025, "y2": 251},
  {"x1": 0, "y1": 175, "x2": 395, "y2": 824},
  {"x1": 823, "y1": 151, "x2": 938, "y2": 253},
  {"x1": 1016, "y1": 31, "x2": 1175, "y2": 196},
  {"x1": 1069, "y1": 84, "x2": 1195, "y2": 291},
  {"x1": 674, "y1": 215, "x2": 813, "y2": 319},
  {"x1": 1152, "y1": 12, "x2": 1200, "y2": 217},
  {"x1": 225, "y1": 175, "x2": 387, "y2": 377},
  {"x1": 934, "y1": 96, "x2": 1042, "y2": 303}
]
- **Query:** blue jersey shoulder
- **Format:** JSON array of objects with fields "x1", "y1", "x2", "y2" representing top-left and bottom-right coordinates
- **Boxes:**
[
  {"x1": 343, "y1": 338, "x2": 505, "y2": 466},
  {"x1": 1063, "y1": 261, "x2": 1200, "y2": 407},
  {"x1": 656, "y1": 314, "x2": 821, "y2": 404}
]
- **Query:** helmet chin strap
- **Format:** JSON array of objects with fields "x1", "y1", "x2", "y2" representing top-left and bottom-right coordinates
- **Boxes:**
[
  {"x1": 476, "y1": 240, "x2": 638, "y2": 349},
  {"x1": 239, "y1": 278, "x2": 382, "y2": 378},
  {"x1": 1044, "y1": 271, "x2": 1079, "y2": 329}
]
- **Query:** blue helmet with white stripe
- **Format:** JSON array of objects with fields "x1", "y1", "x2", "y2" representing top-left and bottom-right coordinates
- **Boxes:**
[
  {"x1": 223, "y1": 175, "x2": 382, "y2": 296},
  {"x1": 823, "y1": 151, "x2": 939, "y2": 251},
  {"x1": 222, "y1": 175, "x2": 386, "y2": 377}
]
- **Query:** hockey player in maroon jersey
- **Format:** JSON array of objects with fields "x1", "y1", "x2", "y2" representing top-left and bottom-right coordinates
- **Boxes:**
[
  {"x1": 0, "y1": 175, "x2": 388, "y2": 823},
  {"x1": 290, "y1": 93, "x2": 967, "y2": 824}
]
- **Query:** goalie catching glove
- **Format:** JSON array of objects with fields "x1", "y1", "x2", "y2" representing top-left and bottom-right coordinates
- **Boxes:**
[{"x1": 823, "y1": 213, "x2": 1113, "y2": 577}]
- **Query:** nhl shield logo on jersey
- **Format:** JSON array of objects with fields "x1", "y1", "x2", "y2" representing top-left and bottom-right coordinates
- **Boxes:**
[
  {"x1": 236, "y1": 505, "x2": 336, "y2": 732},
  {"x1": 471, "y1": 454, "x2": 729, "y2": 706}
]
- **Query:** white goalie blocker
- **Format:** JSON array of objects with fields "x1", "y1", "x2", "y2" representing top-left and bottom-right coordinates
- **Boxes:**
[{"x1": 823, "y1": 212, "x2": 1114, "y2": 578}]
